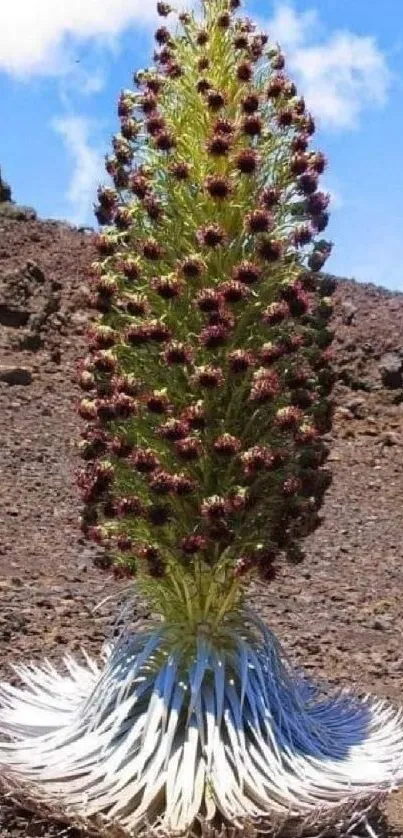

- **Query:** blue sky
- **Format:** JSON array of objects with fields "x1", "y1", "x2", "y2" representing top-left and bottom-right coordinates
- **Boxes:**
[{"x1": 0, "y1": 0, "x2": 402, "y2": 290}]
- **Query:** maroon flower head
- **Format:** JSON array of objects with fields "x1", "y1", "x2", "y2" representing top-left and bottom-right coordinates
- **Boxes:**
[
  {"x1": 207, "y1": 307, "x2": 235, "y2": 329},
  {"x1": 271, "y1": 52, "x2": 285, "y2": 70},
  {"x1": 310, "y1": 151, "x2": 327, "y2": 174},
  {"x1": 214, "y1": 434, "x2": 242, "y2": 456},
  {"x1": 95, "y1": 233, "x2": 115, "y2": 257},
  {"x1": 195, "y1": 288, "x2": 222, "y2": 312},
  {"x1": 215, "y1": 118, "x2": 235, "y2": 135},
  {"x1": 197, "y1": 224, "x2": 227, "y2": 247},
  {"x1": 206, "y1": 134, "x2": 231, "y2": 156},
  {"x1": 233, "y1": 34, "x2": 249, "y2": 50},
  {"x1": 144, "y1": 196, "x2": 163, "y2": 221},
  {"x1": 233, "y1": 260, "x2": 262, "y2": 285},
  {"x1": 174, "y1": 473, "x2": 196, "y2": 495},
  {"x1": 113, "y1": 392, "x2": 138, "y2": 418},
  {"x1": 151, "y1": 275, "x2": 183, "y2": 299},
  {"x1": 241, "y1": 92, "x2": 260, "y2": 113},
  {"x1": 113, "y1": 374, "x2": 142, "y2": 396},
  {"x1": 180, "y1": 256, "x2": 207, "y2": 278},
  {"x1": 163, "y1": 341, "x2": 193, "y2": 365},
  {"x1": 145, "y1": 390, "x2": 171, "y2": 414},
  {"x1": 250, "y1": 368, "x2": 280, "y2": 402},
  {"x1": 266, "y1": 74, "x2": 285, "y2": 98},
  {"x1": 262, "y1": 300, "x2": 289, "y2": 325},
  {"x1": 181, "y1": 535, "x2": 208, "y2": 555},
  {"x1": 196, "y1": 28, "x2": 209, "y2": 45},
  {"x1": 237, "y1": 61, "x2": 253, "y2": 82},
  {"x1": 219, "y1": 280, "x2": 249, "y2": 303},
  {"x1": 277, "y1": 108, "x2": 294, "y2": 128},
  {"x1": 78, "y1": 370, "x2": 95, "y2": 392},
  {"x1": 155, "y1": 26, "x2": 171, "y2": 44},
  {"x1": 131, "y1": 447, "x2": 160, "y2": 473},
  {"x1": 292, "y1": 133, "x2": 309, "y2": 153},
  {"x1": 235, "y1": 148, "x2": 260, "y2": 174},
  {"x1": 146, "y1": 114, "x2": 166, "y2": 136},
  {"x1": 306, "y1": 191, "x2": 330, "y2": 214},
  {"x1": 140, "y1": 92, "x2": 158, "y2": 114},
  {"x1": 192, "y1": 365, "x2": 224, "y2": 388},
  {"x1": 149, "y1": 470, "x2": 177, "y2": 494},
  {"x1": 217, "y1": 11, "x2": 231, "y2": 27},
  {"x1": 293, "y1": 224, "x2": 314, "y2": 247},
  {"x1": 155, "y1": 46, "x2": 174, "y2": 65},
  {"x1": 159, "y1": 419, "x2": 189, "y2": 442},
  {"x1": 198, "y1": 56, "x2": 210, "y2": 71},
  {"x1": 275, "y1": 406, "x2": 303, "y2": 429},
  {"x1": 201, "y1": 495, "x2": 229, "y2": 521},
  {"x1": 282, "y1": 476, "x2": 302, "y2": 496},
  {"x1": 165, "y1": 61, "x2": 183, "y2": 79},
  {"x1": 196, "y1": 78, "x2": 212, "y2": 94},
  {"x1": 181, "y1": 401, "x2": 206, "y2": 429},
  {"x1": 206, "y1": 89, "x2": 226, "y2": 111},
  {"x1": 240, "y1": 445, "x2": 273, "y2": 477},
  {"x1": 257, "y1": 238, "x2": 283, "y2": 262},
  {"x1": 199, "y1": 324, "x2": 229, "y2": 349},
  {"x1": 205, "y1": 175, "x2": 232, "y2": 200},
  {"x1": 312, "y1": 211, "x2": 330, "y2": 233},
  {"x1": 175, "y1": 436, "x2": 204, "y2": 461},
  {"x1": 169, "y1": 161, "x2": 190, "y2": 180},
  {"x1": 154, "y1": 130, "x2": 176, "y2": 152},
  {"x1": 146, "y1": 75, "x2": 165, "y2": 95},
  {"x1": 246, "y1": 208, "x2": 274, "y2": 234},
  {"x1": 142, "y1": 238, "x2": 165, "y2": 260},
  {"x1": 242, "y1": 115, "x2": 263, "y2": 136},
  {"x1": 129, "y1": 173, "x2": 150, "y2": 199},
  {"x1": 92, "y1": 350, "x2": 118, "y2": 372},
  {"x1": 227, "y1": 348, "x2": 254, "y2": 372},
  {"x1": 298, "y1": 171, "x2": 319, "y2": 195},
  {"x1": 290, "y1": 153, "x2": 309, "y2": 176},
  {"x1": 157, "y1": 1, "x2": 172, "y2": 15},
  {"x1": 147, "y1": 319, "x2": 172, "y2": 343},
  {"x1": 121, "y1": 118, "x2": 139, "y2": 141}
]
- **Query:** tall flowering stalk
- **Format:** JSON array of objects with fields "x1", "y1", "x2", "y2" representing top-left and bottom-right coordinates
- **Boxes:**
[
  {"x1": 1, "y1": 2, "x2": 403, "y2": 836},
  {"x1": 78, "y1": 0, "x2": 334, "y2": 620}
]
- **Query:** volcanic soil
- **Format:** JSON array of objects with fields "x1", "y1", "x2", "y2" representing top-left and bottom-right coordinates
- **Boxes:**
[{"x1": 0, "y1": 209, "x2": 403, "y2": 836}]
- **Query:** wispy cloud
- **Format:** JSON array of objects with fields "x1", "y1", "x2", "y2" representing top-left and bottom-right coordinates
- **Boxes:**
[
  {"x1": 0, "y1": 0, "x2": 189, "y2": 78},
  {"x1": 268, "y1": 4, "x2": 392, "y2": 130},
  {"x1": 52, "y1": 116, "x2": 103, "y2": 225}
]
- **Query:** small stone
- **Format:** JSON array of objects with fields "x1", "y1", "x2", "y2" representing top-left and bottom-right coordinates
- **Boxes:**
[
  {"x1": 340, "y1": 301, "x2": 357, "y2": 325},
  {"x1": 0, "y1": 365, "x2": 33, "y2": 386},
  {"x1": 380, "y1": 431, "x2": 400, "y2": 447},
  {"x1": 346, "y1": 397, "x2": 367, "y2": 419}
]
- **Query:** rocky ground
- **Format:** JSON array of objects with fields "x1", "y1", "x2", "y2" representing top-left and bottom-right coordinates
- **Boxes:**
[{"x1": 0, "y1": 208, "x2": 403, "y2": 836}]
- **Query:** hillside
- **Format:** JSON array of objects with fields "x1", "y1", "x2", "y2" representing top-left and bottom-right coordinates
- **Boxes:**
[{"x1": 0, "y1": 208, "x2": 402, "y2": 837}]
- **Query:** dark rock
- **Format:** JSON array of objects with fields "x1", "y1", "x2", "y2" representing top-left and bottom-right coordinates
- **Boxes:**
[
  {"x1": 379, "y1": 352, "x2": 403, "y2": 389},
  {"x1": 0, "y1": 203, "x2": 37, "y2": 221},
  {"x1": 0, "y1": 365, "x2": 33, "y2": 386}
]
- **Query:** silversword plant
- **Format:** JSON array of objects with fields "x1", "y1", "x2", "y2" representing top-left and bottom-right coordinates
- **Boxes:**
[{"x1": 1, "y1": 1, "x2": 403, "y2": 836}]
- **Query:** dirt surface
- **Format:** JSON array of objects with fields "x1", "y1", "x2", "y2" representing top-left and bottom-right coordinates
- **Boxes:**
[{"x1": 0, "y1": 212, "x2": 403, "y2": 836}]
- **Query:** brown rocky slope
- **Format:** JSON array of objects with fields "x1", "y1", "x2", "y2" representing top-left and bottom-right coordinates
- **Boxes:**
[{"x1": 0, "y1": 208, "x2": 402, "y2": 836}]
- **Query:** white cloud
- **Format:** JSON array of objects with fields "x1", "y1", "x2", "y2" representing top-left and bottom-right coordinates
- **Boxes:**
[
  {"x1": 0, "y1": 0, "x2": 189, "y2": 77},
  {"x1": 52, "y1": 116, "x2": 103, "y2": 225},
  {"x1": 268, "y1": 4, "x2": 391, "y2": 130},
  {"x1": 268, "y1": 5, "x2": 320, "y2": 50}
]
